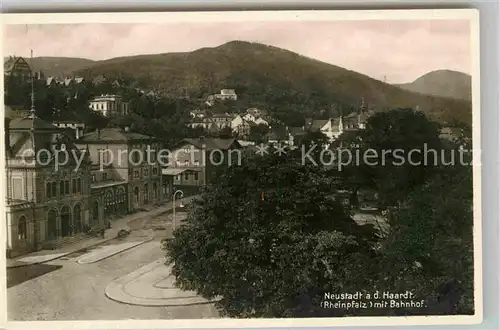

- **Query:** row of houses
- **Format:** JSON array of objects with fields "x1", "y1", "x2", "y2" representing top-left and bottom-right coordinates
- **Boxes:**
[
  {"x1": 188, "y1": 108, "x2": 270, "y2": 137},
  {"x1": 268, "y1": 108, "x2": 373, "y2": 145},
  {"x1": 5, "y1": 104, "x2": 242, "y2": 257}
]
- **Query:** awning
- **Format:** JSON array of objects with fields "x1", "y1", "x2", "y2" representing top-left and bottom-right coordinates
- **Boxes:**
[
  {"x1": 91, "y1": 180, "x2": 127, "y2": 189},
  {"x1": 162, "y1": 168, "x2": 189, "y2": 176}
]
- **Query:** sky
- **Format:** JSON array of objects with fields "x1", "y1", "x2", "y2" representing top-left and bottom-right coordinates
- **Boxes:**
[{"x1": 3, "y1": 20, "x2": 471, "y2": 84}]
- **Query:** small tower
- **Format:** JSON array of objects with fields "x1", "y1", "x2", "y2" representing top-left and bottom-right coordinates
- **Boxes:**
[
  {"x1": 360, "y1": 97, "x2": 366, "y2": 113},
  {"x1": 29, "y1": 49, "x2": 36, "y2": 119}
]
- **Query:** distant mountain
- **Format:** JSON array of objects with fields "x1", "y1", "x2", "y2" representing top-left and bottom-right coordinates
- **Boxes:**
[
  {"x1": 70, "y1": 41, "x2": 471, "y2": 124},
  {"x1": 396, "y1": 70, "x2": 472, "y2": 101},
  {"x1": 5, "y1": 56, "x2": 96, "y2": 77}
]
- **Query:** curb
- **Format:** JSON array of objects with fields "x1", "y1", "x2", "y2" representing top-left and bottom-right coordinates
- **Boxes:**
[
  {"x1": 104, "y1": 259, "x2": 216, "y2": 307},
  {"x1": 7, "y1": 197, "x2": 197, "y2": 269},
  {"x1": 6, "y1": 236, "x2": 117, "y2": 269},
  {"x1": 77, "y1": 237, "x2": 154, "y2": 264},
  {"x1": 125, "y1": 207, "x2": 189, "y2": 225}
]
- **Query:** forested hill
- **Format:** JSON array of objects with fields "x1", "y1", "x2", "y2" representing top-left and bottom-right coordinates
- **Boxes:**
[
  {"x1": 395, "y1": 69, "x2": 472, "y2": 101},
  {"x1": 71, "y1": 41, "x2": 472, "y2": 125},
  {"x1": 14, "y1": 57, "x2": 96, "y2": 77}
]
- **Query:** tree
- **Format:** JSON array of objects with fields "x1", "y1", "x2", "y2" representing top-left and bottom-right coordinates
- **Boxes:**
[
  {"x1": 340, "y1": 108, "x2": 443, "y2": 209},
  {"x1": 164, "y1": 152, "x2": 376, "y2": 318},
  {"x1": 377, "y1": 163, "x2": 474, "y2": 315},
  {"x1": 249, "y1": 124, "x2": 269, "y2": 143}
]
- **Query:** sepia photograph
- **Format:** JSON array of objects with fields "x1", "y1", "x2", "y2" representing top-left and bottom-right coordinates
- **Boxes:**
[{"x1": 0, "y1": 9, "x2": 481, "y2": 328}]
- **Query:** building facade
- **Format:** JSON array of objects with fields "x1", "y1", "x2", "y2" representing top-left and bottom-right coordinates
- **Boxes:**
[
  {"x1": 214, "y1": 89, "x2": 238, "y2": 101},
  {"x1": 167, "y1": 138, "x2": 241, "y2": 193},
  {"x1": 5, "y1": 112, "x2": 92, "y2": 257},
  {"x1": 89, "y1": 94, "x2": 130, "y2": 117},
  {"x1": 75, "y1": 128, "x2": 164, "y2": 224},
  {"x1": 4, "y1": 56, "x2": 32, "y2": 81}
]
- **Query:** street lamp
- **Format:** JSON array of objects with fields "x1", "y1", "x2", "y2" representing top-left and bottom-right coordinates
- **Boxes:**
[{"x1": 172, "y1": 189, "x2": 184, "y2": 232}]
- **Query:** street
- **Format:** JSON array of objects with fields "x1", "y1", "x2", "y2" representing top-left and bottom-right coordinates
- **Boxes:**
[{"x1": 7, "y1": 211, "x2": 219, "y2": 321}]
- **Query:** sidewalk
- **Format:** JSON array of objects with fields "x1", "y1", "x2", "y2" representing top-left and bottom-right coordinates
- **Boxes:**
[
  {"x1": 7, "y1": 195, "x2": 199, "y2": 269},
  {"x1": 105, "y1": 258, "x2": 217, "y2": 306}
]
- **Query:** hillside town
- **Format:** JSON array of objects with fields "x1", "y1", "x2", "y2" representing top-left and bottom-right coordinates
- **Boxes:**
[
  {"x1": 4, "y1": 39, "x2": 473, "y2": 322},
  {"x1": 4, "y1": 55, "x2": 382, "y2": 258}
]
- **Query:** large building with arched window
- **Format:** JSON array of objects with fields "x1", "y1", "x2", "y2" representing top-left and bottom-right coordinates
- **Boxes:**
[
  {"x1": 5, "y1": 108, "x2": 93, "y2": 257},
  {"x1": 75, "y1": 128, "x2": 164, "y2": 226}
]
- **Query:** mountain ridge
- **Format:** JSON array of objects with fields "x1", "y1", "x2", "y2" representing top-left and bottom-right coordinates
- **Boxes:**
[
  {"x1": 395, "y1": 69, "x2": 471, "y2": 101},
  {"x1": 6, "y1": 41, "x2": 472, "y2": 125}
]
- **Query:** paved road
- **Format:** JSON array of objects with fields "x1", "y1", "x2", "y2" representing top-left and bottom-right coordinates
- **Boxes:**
[{"x1": 7, "y1": 236, "x2": 219, "y2": 321}]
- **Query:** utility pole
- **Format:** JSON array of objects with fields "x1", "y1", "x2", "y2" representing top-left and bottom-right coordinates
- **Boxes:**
[{"x1": 29, "y1": 48, "x2": 38, "y2": 250}]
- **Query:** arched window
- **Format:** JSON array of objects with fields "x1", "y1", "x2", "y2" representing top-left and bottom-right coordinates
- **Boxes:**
[
  {"x1": 153, "y1": 183, "x2": 158, "y2": 198},
  {"x1": 18, "y1": 216, "x2": 27, "y2": 240},
  {"x1": 92, "y1": 201, "x2": 99, "y2": 225},
  {"x1": 73, "y1": 204, "x2": 82, "y2": 233},
  {"x1": 60, "y1": 206, "x2": 71, "y2": 237},
  {"x1": 117, "y1": 187, "x2": 127, "y2": 213},
  {"x1": 134, "y1": 187, "x2": 139, "y2": 203},
  {"x1": 77, "y1": 178, "x2": 82, "y2": 193},
  {"x1": 104, "y1": 189, "x2": 114, "y2": 214},
  {"x1": 65, "y1": 180, "x2": 70, "y2": 195},
  {"x1": 51, "y1": 182, "x2": 57, "y2": 197},
  {"x1": 60, "y1": 181, "x2": 64, "y2": 196},
  {"x1": 143, "y1": 184, "x2": 148, "y2": 204},
  {"x1": 47, "y1": 209, "x2": 58, "y2": 240},
  {"x1": 46, "y1": 182, "x2": 51, "y2": 198},
  {"x1": 72, "y1": 179, "x2": 77, "y2": 194}
]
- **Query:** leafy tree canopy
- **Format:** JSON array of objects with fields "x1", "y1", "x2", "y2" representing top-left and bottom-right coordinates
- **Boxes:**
[{"x1": 165, "y1": 152, "x2": 376, "y2": 318}]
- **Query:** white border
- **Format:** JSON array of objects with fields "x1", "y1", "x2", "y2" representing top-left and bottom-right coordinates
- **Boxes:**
[{"x1": 0, "y1": 8, "x2": 482, "y2": 329}]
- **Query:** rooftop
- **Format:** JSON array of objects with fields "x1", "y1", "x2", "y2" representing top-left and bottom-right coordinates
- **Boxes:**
[
  {"x1": 8, "y1": 114, "x2": 61, "y2": 131},
  {"x1": 162, "y1": 168, "x2": 197, "y2": 176},
  {"x1": 77, "y1": 128, "x2": 156, "y2": 143},
  {"x1": 181, "y1": 138, "x2": 241, "y2": 150}
]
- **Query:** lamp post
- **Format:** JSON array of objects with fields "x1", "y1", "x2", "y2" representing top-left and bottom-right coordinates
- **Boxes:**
[{"x1": 172, "y1": 189, "x2": 184, "y2": 232}]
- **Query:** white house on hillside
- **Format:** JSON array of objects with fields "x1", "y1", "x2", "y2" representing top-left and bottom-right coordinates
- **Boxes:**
[
  {"x1": 89, "y1": 94, "x2": 130, "y2": 117},
  {"x1": 214, "y1": 89, "x2": 238, "y2": 101}
]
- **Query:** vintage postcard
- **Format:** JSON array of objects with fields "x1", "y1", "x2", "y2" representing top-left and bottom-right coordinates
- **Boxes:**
[{"x1": 0, "y1": 9, "x2": 481, "y2": 329}]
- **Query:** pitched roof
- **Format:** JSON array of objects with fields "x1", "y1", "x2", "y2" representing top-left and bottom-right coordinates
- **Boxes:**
[
  {"x1": 46, "y1": 77, "x2": 56, "y2": 85},
  {"x1": 212, "y1": 113, "x2": 234, "y2": 118},
  {"x1": 308, "y1": 119, "x2": 330, "y2": 131},
  {"x1": 78, "y1": 128, "x2": 155, "y2": 143},
  {"x1": 8, "y1": 115, "x2": 61, "y2": 131},
  {"x1": 182, "y1": 138, "x2": 240, "y2": 150},
  {"x1": 4, "y1": 56, "x2": 29, "y2": 72}
]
